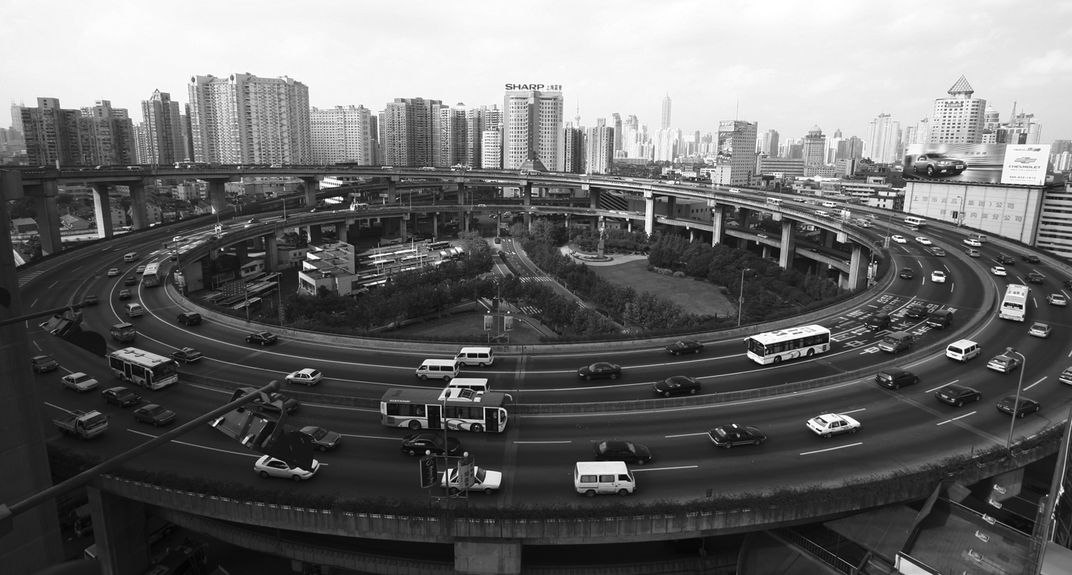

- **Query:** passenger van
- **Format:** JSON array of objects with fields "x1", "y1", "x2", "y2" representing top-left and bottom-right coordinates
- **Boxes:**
[
  {"x1": 415, "y1": 359, "x2": 459, "y2": 381},
  {"x1": 968, "y1": 232, "x2": 988, "y2": 243},
  {"x1": 573, "y1": 461, "x2": 636, "y2": 496},
  {"x1": 446, "y1": 377, "x2": 490, "y2": 393},
  {"x1": 946, "y1": 339, "x2": 981, "y2": 362},
  {"x1": 123, "y1": 251, "x2": 138, "y2": 262},
  {"x1": 813, "y1": 210, "x2": 829, "y2": 218},
  {"x1": 455, "y1": 347, "x2": 494, "y2": 367},
  {"x1": 124, "y1": 302, "x2": 144, "y2": 318}
]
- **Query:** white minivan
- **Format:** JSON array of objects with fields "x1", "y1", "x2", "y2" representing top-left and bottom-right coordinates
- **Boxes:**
[
  {"x1": 455, "y1": 346, "x2": 494, "y2": 367},
  {"x1": 123, "y1": 251, "x2": 138, "y2": 262},
  {"x1": 124, "y1": 302, "x2": 145, "y2": 318},
  {"x1": 446, "y1": 377, "x2": 490, "y2": 393},
  {"x1": 574, "y1": 461, "x2": 636, "y2": 496},
  {"x1": 946, "y1": 339, "x2": 981, "y2": 362},
  {"x1": 415, "y1": 359, "x2": 459, "y2": 381}
]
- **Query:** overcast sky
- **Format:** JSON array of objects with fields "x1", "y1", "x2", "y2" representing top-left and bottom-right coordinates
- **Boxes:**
[{"x1": 5, "y1": 0, "x2": 1071, "y2": 144}]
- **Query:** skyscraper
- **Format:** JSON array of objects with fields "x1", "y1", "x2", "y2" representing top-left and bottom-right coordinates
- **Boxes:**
[
  {"x1": 864, "y1": 113, "x2": 901, "y2": 164},
  {"x1": 712, "y1": 120, "x2": 757, "y2": 186},
  {"x1": 435, "y1": 103, "x2": 468, "y2": 168},
  {"x1": 661, "y1": 95, "x2": 671, "y2": 130},
  {"x1": 802, "y1": 126, "x2": 827, "y2": 176},
  {"x1": 141, "y1": 90, "x2": 185, "y2": 165},
  {"x1": 378, "y1": 97, "x2": 441, "y2": 167},
  {"x1": 21, "y1": 98, "x2": 80, "y2": 166},
  {"x1": 585, "y1": 120, "x2": 614, "y2": 174},
  {"x1": 759, "y1": 129, "x2": 780, "y2": 157},
  {"x1": 611, "y1": 113, "x2": 622, "y2": 156},
  {"x1": 502, "y1": 89, "x2": 563, "y2": 171},
  {"x1": 929, "y1": 76, "x2": 986, "y2": 144},
  {"x1": 562, "y1": 124, "x2": 584, "y2": 174},
  {"x1": 310, "y1": 105, "x2": 374, "y2": 165},
  {"x1": 81, "y1": 100, "x2": 136, "y2": 166},
  {"x1": 188, "y1": 73, "x2": 311, "y2": 164}
]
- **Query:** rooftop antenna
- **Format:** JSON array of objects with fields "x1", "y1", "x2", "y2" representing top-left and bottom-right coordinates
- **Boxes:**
[{"x1": 735, "y1": 99, "x2": 739, "y2": 121}]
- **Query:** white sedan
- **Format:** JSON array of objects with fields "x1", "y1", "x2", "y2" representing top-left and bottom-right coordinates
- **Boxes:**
[
  {"x1": 254, "y1": 455, "x2": 320, "y2": 481},
  {"x1": 963, "y1": 238, "x2": 982, "y2": 247},
  {"x1": 891, "y1": 235, "x2": 907, "y2": 244},
  {"x1": 61, "y1": 372, "x2": 100, "y2": 392},
  {"x1": 990, "y1": 266, "x2": 1008, "y2": 276},
  {"x1": 806, "y1": 413, "x2": 861, "y2": 438},
  {"x1": 914, "y1": 236, "x2": 933, "y2": 246},
  {"x1": 106, "y1": 268, "x2": 120, "y2": 277},
  {"x1": 284, "y1": 368, "x2": 323, "y2": 386},
  {"x1": 930, "y1": 270, "x2": 947, "y2": 283},
  {"x1": 441, "y1": 466, "x2": 503, "y2": 494}
]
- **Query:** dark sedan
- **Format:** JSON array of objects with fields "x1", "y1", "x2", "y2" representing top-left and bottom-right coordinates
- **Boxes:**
[
  {"x1": 132, "y1": 403, "x2": 176, "y2": 426},
  {"x1": 996, "y1": 396, "x2": 1040, "y2": 418},
  {"x1": 708, "y1": 424, "x2": 767, "y2": 448},
  {"x1": 171, "y1": 347, "x2": 204, "y2": 363},
  {"x1": 935, "y1": 384, "x2": 982, "y2": 407},
  {"x1": 245, "y1": 331, "x2": 279, "y2": 346},
  {"x1": 911, "y1": 153, "x2": 967, "y2": 177},
  {"x1": 904, "y1": 303, "x2": 927, "y2": 320},
  {"x1": 100, "y1": 386, "x2": 142, "y2": 407},
  {"x1": 653, "y1": 376, "x2": 701, "y2": 397},
  {"x1": 665, "y1": 340, "x2": 703, "y2": 355},
  {"x1": 300, "y1": 426, "x2": 342, "y2": 451},
  {"x1": 123, "y1": 276, "x2": 137, "y2": 286},
  {"x1": 592, "y1": 440, "x2": 652, "y2": 465},
  {"x1": 899, "y1": 268, "x2": 914, "y2": 280},
  {"x1": 401, "y1": 432, "x2": 461, "y2": 456},
  {"x1": 578, "y1": 362, "x2": 622, "y2": 380}
]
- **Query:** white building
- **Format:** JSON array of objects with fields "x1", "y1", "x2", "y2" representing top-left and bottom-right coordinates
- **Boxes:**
[
  {"x1": 713, "y1": 120, "x2": 758, "y2": 186},
  {"x1": 310, "y1": 105, "x2": 374, "y2": 165},
  {"x1": 929, "y1": 76, "x2": 986, "y2": 145},
  {"x1": 502, "y1": 90, "x2": 563, "y2": 171},
  {"x1": 585, "y1": 121, "x2": 614, "y2": 174},
  {"x1": 864, "y1": 113, "x2": 901, "y2": 164}
]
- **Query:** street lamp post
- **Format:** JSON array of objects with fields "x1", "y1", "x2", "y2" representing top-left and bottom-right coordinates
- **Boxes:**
[
  {"x1": 1006, "y1": 347, "x2": 1027, "y2": 451},
  {"x1": 737, "y1": 268, "x2": 753, "y2": 327}
]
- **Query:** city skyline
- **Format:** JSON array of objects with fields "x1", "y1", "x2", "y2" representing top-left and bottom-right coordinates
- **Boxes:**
[{"x1": 4, "y1": 0, "x2": 1072, "y2": 143}]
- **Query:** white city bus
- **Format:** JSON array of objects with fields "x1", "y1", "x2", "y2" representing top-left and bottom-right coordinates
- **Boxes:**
[
  {"x1": 141, "y1": 262, "x2": 162, "y2": 287},
  {"x1": 106, "y1": 347, "x2": 179, "y2": 390},
  {"x1": 904, "y1": 216, "x2": 926, "y2": 228},
  {"x1": 999, "y1": 284, "x2": 1030, "y2": 322},
  {"x1": 744, "y1": 324, "x2": 832, "y2": 365},
  {"x1": 380, "y1": 387, "x2": 509, "y2": 433}
]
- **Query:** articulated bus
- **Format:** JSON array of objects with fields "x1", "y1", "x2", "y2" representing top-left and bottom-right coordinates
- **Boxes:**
[
  {"x1": 141, "y1": 262, "x2": 162, "y2": 287},
  {"x1": 744, "y1": 324, "x2": 832, "y2": 365},
  {"x1": 380, "y1": 387, "x2": 509, "y2": 433},
  {"x1": 999, "y1": 284, "x2": 1030, "y2": 322},
  {"x1": 106, "y1": 347, "x2": 179, "y2": 390}
]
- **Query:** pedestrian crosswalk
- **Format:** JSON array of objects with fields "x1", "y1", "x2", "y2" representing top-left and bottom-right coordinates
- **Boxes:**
[{"x1": 519, "y1": 276, "x2": 554, "y2": 283}]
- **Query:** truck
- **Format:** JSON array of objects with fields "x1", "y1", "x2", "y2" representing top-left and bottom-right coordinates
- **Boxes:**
[{"x1": 53, "y1": 410, "x2": 109, "y2": 439}]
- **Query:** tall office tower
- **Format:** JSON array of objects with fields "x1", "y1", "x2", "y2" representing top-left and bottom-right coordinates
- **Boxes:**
[
  {"x1": 611, "y1": 113, "x2": 622, "y2": 155},
  {"x1": 140, "y1": 90, "x2": 184, "y2": 165},
  {"x1": 661, "y1": 94, "x2": 671, "y2": 130},
  {"x1": 929, "y1": 75, "x2": 986, "y2": 144},
  {"x1": 826, "y1": 133, "x2": 843, "y2": 165},
  {"x1": 378, "y1": 97, "x2": 441, "y2": 167},
  {"x1": 836, "y1": 136, "x2": 864, "y2": 161},
  {"x1": 655, "y1": 128, "x2": 679, "y2": 162},
  {"x1": 180, "y1": 105, "x2": 193, "y2": 162},
  {"x1": 712, "y1": 120, "x2": 758, "y2": 186},
  {"x1": 502, "y1": 89, "x2": 563, "y2": 171},
  {"x1": 982, "y1": 105, "x2": 1001, "y2": 143},
  {"x1": 309, "y1": 105, "x2": 374, "y2": 165},
  {"x1": 911, "y1": 117, "x2": 931, "y2": 145},
  {"x1": 188, "y1": 73, "x2": 312, "y2": 164},
  {"x1": 759, "y1": 129, "x2": 780, "y2": 157},
  {"x1": 133, "y1": 122, "x2": 149, "y2": 164},
  {"x1": 585, "y1": 121, "x2": 614, "y2": 174},
  {"x1": 481, "y1": 129, "x2": 502, "y2": 169},
  {"x1": 801, "y1": 126, "x2": 826, "y2": 176},
  {"x1": 864, "y1": 113, "x2": 902, "y2": 164},
  {"x1": 434, "y1": 103, "x2": 468, "y2": 167},
  {"x1": 562, "y1": 124, "x2": 584, "y2": 173},
  {"x1": 10, "y1": 102, "x2": 25, "y2": 134},
  {"x1": 1002, "y1": 111, "x2": 1042, "y2": 145}
]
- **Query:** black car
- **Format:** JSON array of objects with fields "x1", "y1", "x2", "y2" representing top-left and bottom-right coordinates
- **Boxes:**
[
  {"x1": 177, "y1": 312, "x2": 202, "y2": 326},
  {"x1": 708, "y1": 424, "x2": 767, "y2": 448},
  {"x1": 653, "y1": 376, "x2": 701, "y2": 397},
  {"x1": 1022, "y1": 254, "x2": 1041, "y2": 264},
  {"x1": 665, "y1": 340, "x2": 703, "y2": 356},
  {"x1": 904, "y1": 303, "x2": 927, "y2": 320},
  {"x1": 245, "y1": 331, "x2": 279, "y2": 346},
  {"x1": 118, "y1": 289, "x2": 132, "y2": 300},
  {"x1": 875, "y1": 368, "x2": 919, "y2": 390},
  {"x1": 252, "y1": 392, "x2": 300, "y2": 415},
  {"x1": 1027, "y1": 272, "x2": 1045, "y2": 284},
  {"x1": 592, "y1": 440, "x2": 653, "y2": 465},
  {"x1": 578, "y1": 362, "x2": 622, "y2": 380},
  {"x1": 299, "y1": 426, "x2": 342, "y2": 451},
  {"x1": 82, "y1": 294, "x2": 98, "y2": 306},
  {"x1": 171, "y1": 347, "x2": 204, "y2": 363},
  {"x1": 31, "y1": 354, "x2": 59, "y2": 373},
  {"x1": 997, "y1": 254, "x2": 1015, "y2": 265},
  {"x1": 935, "y1": 384, "x2": 982, "y2": 407},
  {"x1": 123, "y1": 276, "x2": 137, "y2": 286},
  {"x1": 996, "y1": 395, "x2": 1040, "y2": 418},
  {"x1": 401, "y1": 432, "x2": 462, "y2": 456},
  {"x1": 100, "y1": 386, "x2": 143, "y2": 407},
  {"x1": 898, "y1": 268, "x2": 914, "y2": 280},
  {"x1": 132, "y1": 403, "x2": 176, "y2": 426}
]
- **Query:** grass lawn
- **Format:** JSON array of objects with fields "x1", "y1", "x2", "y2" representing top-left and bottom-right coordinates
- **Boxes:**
[{"x1": 588, "y1": 259, "x2": 737, "y2": 318}]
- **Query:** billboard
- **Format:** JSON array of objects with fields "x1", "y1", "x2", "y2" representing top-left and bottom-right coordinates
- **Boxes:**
[{"x1": 903, "y1": 143, "x2": 1052, "y2": 186}]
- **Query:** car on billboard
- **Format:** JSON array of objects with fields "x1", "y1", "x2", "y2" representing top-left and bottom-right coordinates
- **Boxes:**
[
  {"x1": 910, "y1": 153, "x2": 967, "y2": 177},
  {"x1": 1013, "y1": 156, "x2": 1038, "y2": 164}
]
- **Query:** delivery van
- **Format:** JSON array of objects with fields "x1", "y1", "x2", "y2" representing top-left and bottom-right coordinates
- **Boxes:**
[
  {"x1": 455, "y1": 347, "x2": 494, "y2": 367},
  {"x1": 574, "y1": 461, "x2": 636, "y2": 496},
  {"x1": 415, "y1": 359, "x2": 459, "y2": 381}
]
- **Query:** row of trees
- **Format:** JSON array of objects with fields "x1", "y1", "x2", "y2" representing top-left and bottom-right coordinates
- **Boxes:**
[{"x1": 568, "y1": 227, "x2": 648, "y2": 254}]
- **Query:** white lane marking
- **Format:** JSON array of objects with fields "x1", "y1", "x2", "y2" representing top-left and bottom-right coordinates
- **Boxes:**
[
  {"x1": 937, "y1": 411, "x2": 976, "y2": 426},
  {"x1": 513, "y1": 440, "x2": 572, "y2": 444},
  {"x1": 126, "y1": 429, "x2": 331, "y2": 465},
  {"x1": 631, "y1": 465, "x2": 698, "y2": 472},
  {"x1": 926, "y1": 379, "x2": 959, "y2": 393},
  {"x1": 1024, "y1": 377, "x2": 1047, "y2": 392},
  {"x1": 800, "y1": 442, "x2": 863, "y2": 456},
  {"x1": 839, "y1": 408, "x2": 867, "y2": 415},
  {"x1": 665, "y1": 432, "x2": 709, "y2": 438}
]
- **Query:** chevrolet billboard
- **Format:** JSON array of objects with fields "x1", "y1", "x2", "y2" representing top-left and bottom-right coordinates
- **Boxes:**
[{"x1": 903, "y1": 143, "x2": 1052, "y2": 186}]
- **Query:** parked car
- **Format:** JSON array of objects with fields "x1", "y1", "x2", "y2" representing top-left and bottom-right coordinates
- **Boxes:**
[
  {"x1": 987, "y1": 353, "x2": 1022, "y2": 374},
  {"x1": 61, "y1": 372, "x2": 100, "y2": 392},
  {"x1": 1048, "y1": 293, "x2": 1068, "y2": 306},
  {"x1": 32, "y1": 354, "x2": 59, "y2": 373},
  {"x1": 299, "y1": 426, "x2": 342, "y2": 451},
  {"x1": 253, "y1": 455, "x2": 320, "y2": 481},
  {"x1": 592, "y1": 440, "x2": 653, "y2": 465},
  {"x1": 996, "y1": 396, "x2": 1040, "y2": 418},
  {"x1": 806, "y1": 413, "x2": 860, "y2": 438},
  {"x1": 578, "y1": 362, "x2": 622, "y2": 380},
  {"x1": 100, "y1": 386, "x2": 142, "y2": 407},
  {"x1": 171, "y1": 347, "x2": 203, "y2": 363},
  {"x1": 245, "y1": 331, "x2": 279, "y2": 346},
  {"x1": 707, "y1": 424, "x2": 767, "y2": 448},
  {"x1": 1029, "y1": 322, "x2": 1052, "y2": 338},
  {"x1": 665, "y1": 340, "x2": 703, "y2": 355},
  {"x1": 132, "y1": 403, "x2": 176, "y2": 426},
  {"x1": 653, "y1": 376, "x2": 701, "y2": 397},
  {"x1": 285, "y1": 368, "x2": 323, "y2": 386},
  {"x1": 441, "y1": 466, "x2": 502, "y2": 494},
  {"x1": 935, "y1": 384, "x2": 982, "y2": 407},
  {"x1": 401, "y1": 432, "x2": 461, "y2": 456}
]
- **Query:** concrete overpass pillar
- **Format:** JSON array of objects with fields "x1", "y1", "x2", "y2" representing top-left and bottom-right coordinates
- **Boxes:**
[
  {"x1": 399, "y1": 216, "x2": 408, "y2": 241},
  {"x1": 762, "y1": 244, "x2": 771, "y2": 259},
  {"x1": 235, "y1": 242, "x2": 248, "y2": 265},
  {"x1": 689, "y1": 228, "x2": 695, "y2": 242},
  {"x1": 386, "y1": 178, "x2": 398, "y2": 203},
  {"x1": 738, "y1": 207, "x2": 753, "y2": 229},
  {"x1": 300, "y1": 176, "x2": 320, "y2": 208},
  {"x1": 522, "y1": 182, "x2": 532, "y2": 228},
  {"x1": 88, "y1": 486, "x2": 151, "y2": 575},
  {"x1": 588, "y1": 185, "x2": 600, "y2": 209},
  {"x1": 711, "y1": 204, "x2": 725, "y2": 246},
  {"x1": 128, "y1": 181, "x2": 149, "y2": 231},
  {"x1": 454, "y1": 182, "x2": 465, "y2": 205},
  {"x1": 35, "y1": 178, "x2": 63, "y2": 255},
  {"x1": 848, "y1": 245, "x2": 868, "y2": 291},
  {"x1": 779, "y1": 220, "x2": 797, "y2": 270},
  {"x1": 306, "y1": 224, "x2": 322, "y2": 245},
  {"x1": 455, "y1": 540, "x2": 521, "y2": 575},
  {"x1": 207, "y1": 179, "x2": 227, "y2": 217},
  {"x1": 92, "y1": 184, "x2": 115, "y2": 239},
  {"x1": 264, "y1": 234, "x2": 278, "y2": 271},
  {"x1": 644, "y1": 190, "x2": 655, "y2": 233},
  {"x1": 666, "y1": 195, "x2": 676, "y2": 218},
  {"x1": 432, "y1": 214, "x2": 439, "y2": 239},
  {"x1": 335, "y1": 221, "x2": 349, "y2": 244}
]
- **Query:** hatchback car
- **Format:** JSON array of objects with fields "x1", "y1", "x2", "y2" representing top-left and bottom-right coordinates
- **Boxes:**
[
  {"x1": 914, "y1": 236, "x2": 932, "y2": 246},
  {"x1": 806, "y1": 413, "x2": 860, "y2": 438},
  {"x1": 285, "y1": 368, "x2": 323, "y2": 386},
  {"x1": 32, "y1": 354, "x2": 59, "y2": 373},
  {"x1": 930, "y1": 270, "x2": 947, "y2": 283},
  {"x1": 899, "y1": 268, "x2": 914, "y2": 280},
  {"x1": 1027, "y1": 272, "x2": 1045, "y2": 284},
  {"x1": 653, "y1": 376, "x2": 701, "y2": 397},
  {"x1": 1048, "y1": 293, "x2": 1068, "y2": 306},
  {"x1": 132, "y1": 403, "x2": 176, "y2": 426},
  {"x1": 966, "y1": 248, "x2": 981, "y2": 258},
  {"x1": 708, "y1": 424, "x2": 767, "y2": 448},
  {"x1": 963, "y1": 238, "x2": 982, "y2": 247},
  {"x1": 101, "y1": 386, "x2": 142, "y2": 407},
  {"x1": 106, "y1": 267, "x2": 120, "y2": 277},
  {"x1": 987, "y1": 353, "x2": 1022, "y2": 373},
  {"x1": 891, "y1": 235, "x2": 907, "y2": 244},
  {"x1": 665, "y1": 340, "x2": 703, "y2": 355},
  {"x1": 441, "y1": 466, "x2": 502, "y2": 494},
  {"x1": 996, "y1": 396, "x2": 1040, "y2": 418},
  {"x1": 929, "y1": 246, "x2": 946, "y2": 257},
  {"x1": 904, "y1": 303, "x2": 928, "y2": 319},
  {"x1": 1022, "y1": 254, "x2": 1041, "y2": 264},
  {"x1": 171, "y1": 347, "x2": 203, "y2": 363},
  {"x1": 990, "y1": 266, "x2": 1007, "y2": 277},
  {"x1": 997, "y1": 254, "x2": 1016, "y2": 265},
  {"x1": 592, "y1": 440, "x2": 653, "y2": 465},
  {"x1": 401, "y1": 432, "x2": 462, "y2": 456},
  {"x1": 1029, "y1": 322, "x2": 1052, "y2": 338},
  {"x1": 299, "y1": 426, "x2": 342, "y2": 451},
  {"x1": 874, "y1": 368, "x2": 919, "y2": 390},
  {"x1": 118, "y1": 289, "x2": 132, "y2": 300},
  {"x1": 935, "y1": 384, "x2": 982, "y2": 407},
  {"x1": 245, "y1": 331, "x2": 279, "y2": 346},
  {"x1": 176, "y1": 312, "x2": 202, "y2": 326},
  {"x1": 254, "y1": 455, "x2": 320, "y2": 481},
  {"x1": 61, "y1": 372, "x2": 100, "y2": 392},
  {"x1": 578, "y1": 362, "x2": 622, "y2": 380}
]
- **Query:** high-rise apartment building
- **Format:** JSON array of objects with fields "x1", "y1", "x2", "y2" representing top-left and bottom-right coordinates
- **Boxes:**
[
  {"x1": 481, "y1": 130, "x2": 502, "y2": 169},
  {"x1": 864, "y1": 113, "x2": 901, "y2": 164},
  {"x1": 562, "y1": 124, "x2": 584, "y2": 174},
  {"x1": 759, "y1": 129, "x2": 780, "y2": 157},
  {"x1": 929, "y1": 76, "x2": 986, "y2": 144},
  {"x1": 712, "y1": 120, "x2": 758, "y2": 186},
  {"x1": 802, "y1": 126, "x2": 827, "y2": 177},
  {"x1": 585, "y1": 120, "x2": 614, "y2": 174},
  {"x1": 140, "y1": 90, "x2": 185, "y2": 165},
  {"x1": 21, "y1": 97, "x2": 136, "y2": 166},
  {"x1": 310, "y1": 105, "x2": 374, "y2": 165},
  {"x1": 502, "y1": 89, "x2": 563, "y2": 171},
  {"x1": 462, "y1": 105, "x2": 499, "y2": 168},
  {"x1": 81, "y1": 100, "x2": 136, "y2": 166},
  {"x1": 188, "y1": 73, "x2": 311, "y2": 164},
  {"x1": 661, "y1": 95, "x2": 671, "y2": 130},
  {"x1": 378, "y1": 97, "x2": 441, "y2": 167},
  {"x1": 611, "y1": 113, "x2": 622, "y2": 156},
  {"x1": 655, "y1": 128, "x2": 679, "y2": 162},
  {"x1": 435, "y1": 103, "x2": 468, "y2": 168}
]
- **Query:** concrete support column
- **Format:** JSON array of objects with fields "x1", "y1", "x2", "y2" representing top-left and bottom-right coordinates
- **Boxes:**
[
  {"x1": 822, "y1": 229, "x2": 835, "y2": 249},
  {"x1": 588, "y1": 185, "x2": 600, "y2": 209},
  {"x1": 128, "y1": 181, "x2": 149, "y2": 231},
  {"x1": 666, "y1": 195, "x2": 676, "y2": 218},
  {"x1": 762, "y1": 244, "x2": 771, "y2": 259},
  {"x1": 264, "y1": 234, "x2": 278, "y2": 272},
  {"x1": 235, "y1": 242, "x2": 248, "y2": 265},
  {"x1": 399, "y1": 216, "x2": 408, "y2": 241},
  {"x1": 644, "y1": 190, "x2": 655, "y2": 233},
  {"x1": 92, "y1": 184, "x2": 115, "y2": 239},
  {"x1": 627, "y1": 220, "x2": 633, "y2": 233},
  {"x1": 689, "y1": 228, "x2": 695, "y2": 243},
  {"x1": 432, "y1": 213, "x2": 439, "y2": 239},
  {"x1": 778, "y1": 220, "x2": 797, "y2": 270},
  {"x1": 847, "y1": 245, "x2": 868, "y2": 291},
  {"x1": 335, "y1": 222, "x2": 349, "y2": 244},
  {"x1": 455, "y1": 540, "x2": 521, "y2": 575},
  {"x1": 35, "y1": 179, "x2": 63, "y2": 255},
  {"x1": 386, "y1": 179, "x2": 398, "y2": 204},
  {"x1": 306, "y1": 224, "x2": 322, "y2": 245},
  {"x1": 300, "y1": 177, "x2": 320, "y2": 208},
  {"x1": 711, "y1": 204, "x2": 725, "y2": 246},
  {"x1": 454, "y1": 182, "x2": 465, "y2": 205},
  {"x1": 207, "y1": 179, "x2": 227, "y2": 217},
  {"x1": 738, "y1": 207, "x2": 752, "y2": 229},
  {"x1": 87, "y1": 486, "x2": 150, "y2": 575},
  {"x1": 522, "y1": 182, "x2": 532, "y2": 228}
]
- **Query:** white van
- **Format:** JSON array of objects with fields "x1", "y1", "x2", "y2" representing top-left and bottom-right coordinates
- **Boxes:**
[
  {"x1": 446, "y1": 377, "x2": 490, "y2": 393},
  {"x1": 968, "y1": 232, "x2": 989, "y2": 243},
  {"x1": 946, "y1": 339, "x2": 981, "y2": 362},
  {"x1": 123, "y1": 251, "x2": 138, "y2": 262},
  {"x1": 125, "y1": 302, "x2": 145, "y2": 318},
  {"x1": 904, "y1": 216, "x2": 926, "y2": 228},
  {"x1": 415, "y1": 359, "x2": 459, "y2": 381},
  {"x1": 455, "y1": 347, "x2": 494, "y2": 367},
  {"x1": 574, "y1": 461, "x2": 636, "y2": 496}
]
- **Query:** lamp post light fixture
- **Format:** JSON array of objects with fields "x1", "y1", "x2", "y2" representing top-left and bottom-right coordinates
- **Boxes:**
[
  {"x1": 737, "y1": 268, "x2": 753, "y2": 327},
  {"x1": 1005, "y1": 347, "x2": 1027, "y2": 451}
]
